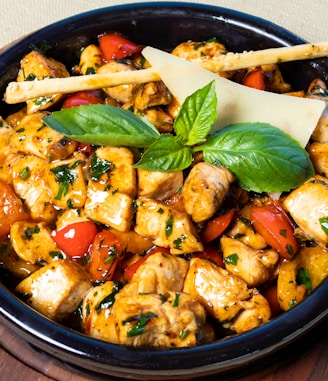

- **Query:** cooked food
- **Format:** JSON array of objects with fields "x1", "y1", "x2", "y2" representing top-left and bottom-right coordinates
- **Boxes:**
[{"x1": 0, "y1": 33, "x2": 327, "y2": 349}]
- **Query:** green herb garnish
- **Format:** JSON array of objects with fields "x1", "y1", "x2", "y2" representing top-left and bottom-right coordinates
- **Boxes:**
[{"x1": 43, "y1": 81, "x2": 314, "y2": 193}]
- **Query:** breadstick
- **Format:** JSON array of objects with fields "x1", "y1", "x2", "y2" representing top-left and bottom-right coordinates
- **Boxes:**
[
  {"x1": 4, "y1": 42, "x2": 328, "y2": 104},
  {"x1": 4, "y1": 68, "x2": 160, "y2": 104},
  {"x1": 192, "y1": 41, "x2": 328, "y2": 72}
]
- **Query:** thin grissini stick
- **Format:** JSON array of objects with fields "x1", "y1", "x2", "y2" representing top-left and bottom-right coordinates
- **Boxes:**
[
  {"x1": 191, "y1": 41, "x2": 328, "y2": 72},
  {"x1": 4, "y1": 42, "x2": 328, "y2": 104},
  {"x1": 4, "y1": 68, "x2": 161, "y2": 104}
]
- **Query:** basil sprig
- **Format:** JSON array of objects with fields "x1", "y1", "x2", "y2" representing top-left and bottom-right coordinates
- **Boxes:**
[
  {"x1": 43, "y1": 104, "x2": 160, "y2": 148},
  {"x1": 43, "y1": 81, "x2": 314, "y2": 193}
]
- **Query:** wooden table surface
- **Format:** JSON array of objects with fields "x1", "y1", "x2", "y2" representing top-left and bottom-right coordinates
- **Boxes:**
[{"x1": 0, "y1": 317, "x2": 327, "y2": 381}]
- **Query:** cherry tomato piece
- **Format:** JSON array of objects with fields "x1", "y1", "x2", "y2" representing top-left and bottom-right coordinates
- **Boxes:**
[
  {"x1": 51, "y1": 221, "x2": 98, "y2": 258},
  {"x1": 89, "y1": 230, "x2": 123, "y2": 282},
  {"x1": 98, "y1": 33, "x2": 141, "y2": 61},
  {"x1": 0, "y1": 179, "x2": 29, "y2": 237},
  {"x1": 200, "y1": 209, "x2": 235, "y2": 243},
  {"x1": 242, "y1": 68, "x2": 265, "y2": 90},
  {"x1": 262, "y1": 284, "x2": 281, "y2": 318},
  {"x1": 61, "y1": 91, "x2": 103, "y2": 109},
  {"x1": 249, "y1": 202, "x2": 299, "y2": 259}
]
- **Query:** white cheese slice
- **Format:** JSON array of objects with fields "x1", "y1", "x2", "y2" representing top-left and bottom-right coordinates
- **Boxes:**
[{"x1": 142, "y1": 47, "x2": 325, "y2": 147}]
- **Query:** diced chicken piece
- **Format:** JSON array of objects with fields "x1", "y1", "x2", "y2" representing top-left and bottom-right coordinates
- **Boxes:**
[
  {"x1": 0, "y1": 118, "x2": 24, "y2": 184},
  {"x1": 133, "y1": 81, "x2": 171, "y2": 110},
  {"x1": 47, "y1": 152, "x2": 87, "y2": 209},
  {"x1": 137, "y1": 168, "x2": 183, "y2": 200},
  {"x1": 307, "y1": 79, "x2": 328, "y2": 143},
  {"x1": 11, "y1": 112, "x2": 78, "y2": 161},
  {"x1": 84, "y1": 147, "x2": 136, "y2": 232},
  {"x1": 171, "y1": 40, "x2": 233, "y2": 78},
  {"x1": 10, "y1": 221, "x2": 61, "y2": 264},
  {"x1": 97, "y1": 61, "x2": 140, "y2": 103},
  {"x1": 183, "y1": 257, "x2": 252, "y2": 322},
  {"x1": 134, "y1": 107, "x2": 173, "y2": 133},
  {"x1": 118, "y1": 252, "x2": 189, "y2": 297},
  {"x1": 55, "y1": 208, "x2": 91, "y2": 230},
  {"x1": 277, "y1": 257, "x2": 307, "y2": 311},
  {"x1": 283, "y1": 175, "x2": 328, "y2": 247},
  {"x1": 16, "y1": 50, "x2": 70, "y2": 114},
  {"x1": 134, "y1": 197, "x2": 203, "y2": 254},
  {"x1": 172, "y1": 40, "x2": 227, "y2": 60},
  {"x1": 109, "y1": 291, "x2": 214, "y2": 347},
  {"x1": 297, "y1": 246, "x2": 328, "y2": 289},
  {"x1": 220, "y1": 237, "x2": 279, "y2": 288},
  {"x1": 227, "y1": 293, "x2": 271, "y2": 333},
  {"x1": 15, "y1": 260, "x2": 92, "y2": 321},
  {"x1": 308, "y1": 142, "x2": 328, "y2": 177},
  {"x1": 181, "y1": 162, "x2": 235, "y2": 223},
  {"x1": 82, "y1": 281, "x2": 121, "y2": 343},
  {"x1": 81, "y1": 280, "x2": 121, "y2": 327},
  {"x1": 0, "y1": 238, "x2": 39, "y2": 280},
  {"x1": 227, "y1": 217, "x2": 267, "y2": 250},
  {"x1": 5, "y1": 108, "x2": 27, "y2": 128},
  {"x1": 260, "y1": 64, "x2": 292, "y2": 93},
  {"x1": 77, "y1": 44, "x2": 103, "y2": 75},
  {"x1": 12, "y1": 155, "x2": 57, "y2": 223}
]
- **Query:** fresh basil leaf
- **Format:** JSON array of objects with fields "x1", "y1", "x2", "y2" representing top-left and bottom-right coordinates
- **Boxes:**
[
  {"x1": 134, "y1": 134, "x2": 192, "y2": 172},
  {"x1": 174, "y1": 81, "x2": 217, "y2": 146},
  {"x1": 43, "y1": 104, "x2": 160, "y2": 148},
  {"x1": 198, "y1": 122, "x2": 314, "y2": 192}
]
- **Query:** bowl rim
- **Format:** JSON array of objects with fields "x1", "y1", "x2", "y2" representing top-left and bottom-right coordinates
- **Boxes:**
[{"x1": 0, "y1": 2, "x2": 327, "y2": 379}]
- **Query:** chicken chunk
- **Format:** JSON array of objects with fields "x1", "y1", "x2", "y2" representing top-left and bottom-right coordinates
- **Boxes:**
[
  {"x1": 16, "y1": 50, "x2": 70, "y2": 114},
  {"x1": 134, "y1": 197, "x2": 203, "y2": 254},
  {"x1": 15, "y1": 260, "x2": 92, "y2": 321},
  {"x1": 297, "y1": 246, "x2": 328, "y2": 289},
  {"x1": 133, "y1": 81, "x2": 171, "y2": 110},
  {"x1": 109, "y1": 291, "x2": 214, "y2": 347},
  {"x1": 10, "y1": 221, "x2": 61, "y2": 264},
  {"x1": 226, "y1": 204, "x2": 267, "y2": 250},
  {"x1": 133, "y1": 107, "x2": 173, "y2": 133},
  {"x1": 137, "y1": 168, "x2": 183, "y2": 201},
  {"x1": 97, "y1": 61, "x2": 140, "y2": 104},
  {"x1": 171, "y1": 40, "x2": 227, "y2": 61},
  {"x1": 84, "y1": 147, "x2": 136, "y2": 231},
  {"x1": 283, "y1": 175, "x2": 328, "y2": 247},
  {"x1": 227, "y1": 293, "x2": 271, "y2": 333},
  {"x1": 11, "y1": 112, "x2": 78, "y2": 161},
  {"x1": 82, "y1": 281, "x2": 121, "y2": 343},
  {"x1": 77, "y1": 44, "x2": 103, "y2": 75},
  {"x1": 47, "y1": 152, "x2": 87, "y2": 209},
  {"x1": 12, "y1": 155, "x2": 57, "y2": 223},
  {"x1": 183, "y1": 257, "x2": 252, "y2": 322},
  {"x1": 307, "y1": 79, "x2": 328, "y2": 143},
  {"x1": 171, "y1": 40, "x2": 233, "y2": 79},
  {"x1": 277, "y1": 257, "x2": 307, "y2": 311},
  {"x1": 118, "y1": 252, "x2": 189, "y2": 297},
  {"x1": 308, "y1": 142, "x2": 328, "y2": 177},
  {"x1": 221, "y1": 236, "x2": 279, "y2": 287},
  {"x1": 0, "y1": 118, "x2": 26, "y2": 185},
  {"x1": 181, "y1": 162, "x2": 235, "y2": 223}
]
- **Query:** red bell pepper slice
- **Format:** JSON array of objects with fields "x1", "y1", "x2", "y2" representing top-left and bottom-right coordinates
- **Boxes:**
[
  {"x1": 98, "y1": 33, "x2": 141, "y2": 61},
  {"x1": 51, "y1": 221, "x2": 98, "y2": 258},
  {"x1": 249, "y1": 202, "x2": 299, "y2": 259}
]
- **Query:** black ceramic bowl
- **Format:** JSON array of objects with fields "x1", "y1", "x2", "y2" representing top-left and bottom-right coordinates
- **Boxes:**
[{"x1": 0, "y1": 2, "x2": 327, "y2": 380}]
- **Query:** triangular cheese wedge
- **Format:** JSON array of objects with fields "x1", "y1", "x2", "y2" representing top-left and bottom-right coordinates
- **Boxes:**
[{"x1": 142, "y1": 47, "x2": 325, "y2": 147}]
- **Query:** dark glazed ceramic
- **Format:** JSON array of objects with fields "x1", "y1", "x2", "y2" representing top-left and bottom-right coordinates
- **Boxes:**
[{"x1": 0, "y1": 2, "x2": 327, "y2": 380}]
